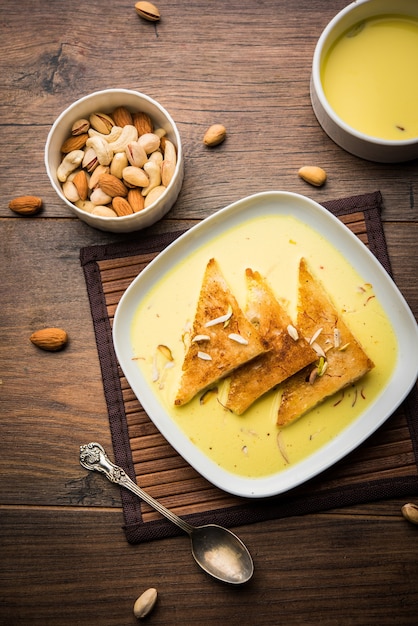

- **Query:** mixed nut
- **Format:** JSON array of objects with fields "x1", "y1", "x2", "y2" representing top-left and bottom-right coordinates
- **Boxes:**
[
  {"x1": 57, "y1": 106, "x2": 177, "y2": 218},
  {"x1": 133, "y1": 587, "x2": 158, "y2": 619}
]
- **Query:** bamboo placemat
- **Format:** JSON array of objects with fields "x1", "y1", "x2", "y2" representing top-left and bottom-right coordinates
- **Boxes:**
[{"x1": 80, "y1": 191, "x2": 418, "y2": 544}]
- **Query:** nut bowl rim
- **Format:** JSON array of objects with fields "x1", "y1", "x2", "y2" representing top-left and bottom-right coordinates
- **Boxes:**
[{"x1": 45, "y1": 88, "x2": 184, "y2": 232}]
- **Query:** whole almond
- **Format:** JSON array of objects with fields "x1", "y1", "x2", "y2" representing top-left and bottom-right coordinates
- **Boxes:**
[
  {"x1": 72, "y1": 170, "x2": 89, "y2": 201},
  {"x1": 112, "y1": 196, "x2": 134, "y2": 216},
  {"x1": 128, "y1": 188, "x2": 145, "y2": 213},
  {"x1": 132, "y1": 111, "x2": 154, "y2": 136},
  {"x1": 203, "y1": 124, "x2": 227, "y2": 147},
  {"x1": 61, "y1": 133, "x2": 89, "y2": 153},
  {"x1": 133, "y1": 588, "x2": 158, "y2": 619},
  {"x1": 135, "y1": 1, "x2": 160, "y2": 21},
  {"x1": 112, "y1": 106, "x2": 133, "y2": 127},
  {"x1": 298, "y1": 165, "x2": 327, "y2": 187},
  {"x1": 98, "y1": 173, "x2": 128, "y2": 197},
  {"x1": 30, "y1": 327, "x2": 68, "y2": 352},
  {"x1": 9, "y1": 195, "x2": 43, "y2": 216}
]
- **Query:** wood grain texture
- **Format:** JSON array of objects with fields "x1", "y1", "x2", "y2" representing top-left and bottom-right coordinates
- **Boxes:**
[{"x1": 1, "y1": 0, "x2": 417, "y2": 623}]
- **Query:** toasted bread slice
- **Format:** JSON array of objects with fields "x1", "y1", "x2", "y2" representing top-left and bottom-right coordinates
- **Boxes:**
[
  {"x1": 276, "y1": 258, "x2": 374, "y2": 427},
  {"x1": 225, "y1": 269, "x2": 317, "y2": 415},
  {"x1": 174, "y1": 259, "x2": 269, "y2": 406}
]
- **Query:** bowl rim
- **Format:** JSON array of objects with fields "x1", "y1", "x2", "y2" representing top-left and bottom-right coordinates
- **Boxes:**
[
  {"x1": 312, "y1": 0, "x2": 418, "y2": 148},
  {"x1": 44, "y1": 88, "x2": 183, "y2": 224}
]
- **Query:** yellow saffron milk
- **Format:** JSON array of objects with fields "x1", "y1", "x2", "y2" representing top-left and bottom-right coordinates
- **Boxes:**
[
  {"x1": 321, "y1": 14, "x2": 418, "y2": 140},
  {"x1": 131, "y1": 214, "x2": 397, "y2": 478}
]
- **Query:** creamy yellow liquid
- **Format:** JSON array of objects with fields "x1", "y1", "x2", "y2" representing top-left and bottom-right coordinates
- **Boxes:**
[
  {"x1": 131, "y1": 214, "x2": 397, "y2": 478},
  {"x1": 321, "y1": 15, "x2": 418, "y2": 140}
]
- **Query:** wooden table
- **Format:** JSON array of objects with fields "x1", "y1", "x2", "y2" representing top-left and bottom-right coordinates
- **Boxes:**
[{"x1": 1, "y1": 1, "x2": 417, "y2": 624}]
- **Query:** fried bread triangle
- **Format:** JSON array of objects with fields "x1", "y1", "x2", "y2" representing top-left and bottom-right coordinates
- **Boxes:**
[
  {"x1": 225, "y1": 269, "x2": 317, "y2": 415},
  {"x1": 174, "y1": 259, "x2": 269, "y2": 406},
  {"x1": 276, "y1": 258, "x2": 374, "y2": 427}
]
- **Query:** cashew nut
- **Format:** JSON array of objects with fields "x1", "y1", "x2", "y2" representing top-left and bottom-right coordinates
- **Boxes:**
[
  {"x1": 162, "y1": 139, "x2": 177, "y2": 165},
  {"x1": 144, "y1": 184, "x2": 166, "y2": 207},
  {"x1": 141, "y1": 160, "x2": 162, "y2": 196},
  {"x1": 57, "y1": 150, "x2": 84, "y2": 182},
  {"x1": 88, "y1": 125, "x2": 123, "y2": 143},
  {"x1": 110, "y1": 152, "x2": 129, "y2": 179},
  {"x1": 108, "y1": 124, "x2": 138, "y2": 153},
  {"x1": 125, "y1": 141, "x2": 147, "y2": 168},
  {"x1": 86, "y1": 136, "x2": 114, "y2": 166}
]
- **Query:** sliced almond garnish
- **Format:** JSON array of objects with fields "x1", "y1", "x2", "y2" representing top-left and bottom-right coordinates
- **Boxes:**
[
  {"x1": 205, "y1": 305, "x2": 233, "y2": 328},
  {"x1": 287, "y1": 324, "x2": 299, "y2": 341},
  {"x1": 157, "y1": 344, "x2": 173, "y2": 361},
  {"x1": 192, "y1": 334, "x2": 211, "y2": 343},
  {"x1": 197, "y1": 351, "x2": 212, "y2": 360},
  {"x1": 228, "y1": 333, "x2": 249, "y2": 345},
  {"x1": 311, "y1": 341, "x2": 326, "y2": 358},
  {"x1": 309, "y1": 327, "x2": 323, "y2": 345}
]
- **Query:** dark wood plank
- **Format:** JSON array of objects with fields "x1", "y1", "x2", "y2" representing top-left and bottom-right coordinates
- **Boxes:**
[{"x1": 1, "y1": 503, "x2": 417, "y2": 625}]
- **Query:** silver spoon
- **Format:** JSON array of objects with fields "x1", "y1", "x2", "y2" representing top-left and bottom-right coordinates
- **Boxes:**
[{"x1": 79, "y1": 442, "x2": 254, "y2": 585}]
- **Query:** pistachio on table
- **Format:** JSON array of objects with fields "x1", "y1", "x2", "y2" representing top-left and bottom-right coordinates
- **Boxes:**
[{"x1": 135, "y1": 1, "x2": 160, "y2": 21}]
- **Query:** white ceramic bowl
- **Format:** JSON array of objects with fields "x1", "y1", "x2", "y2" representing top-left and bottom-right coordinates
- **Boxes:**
[
  {"x1": 45, "y1": 89, "x2": 184, "y2": 232},
  {"x1": 311, "y1": 0, "x2": 418, "y2": 162}
]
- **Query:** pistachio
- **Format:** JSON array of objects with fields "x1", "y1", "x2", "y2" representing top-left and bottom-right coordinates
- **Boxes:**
[
  {"x1": 203, "y1": 124, "x2": 227, "y2": 147},
  {"x1": 89, "y1": 112, "x2": 115, "y2": 134},
  {"x1": 91, "y1": 205, "x2": 118, "y2": 217},
  {"x1": 133, "y1": 587, "x2": 158, "y2": 619},
  {"x1": 82, "y1": 147, "x2": 99, "y2": 173},
  {"x1": 135, "y1": 1, "x2": 160, "y2": 22},
  {"x1": 298, "y1": 165, "x2": 327, "y2": 187},
  {"x1": 401, "y1": 502, "x2": 418, "y2": 525},
  {"x1": 72, "y1": 118, "x2": 90, "y2": 136},
  {"x1": 122, "y1": 165, "x2": 149, "y2": 188},
  {"x1": 62, "y1": 180, "x2": 80, "y2": 203},
  {"x1": 125, "y1": 141, "x2": 148, "y2": 168},
  {"x1": 138, "y1": 132, "x2": 160, "y2": 154},
  {"x1": 75, "y1": 199, "x2": 96, "y2": 213},
  {"x1": 90, "y1": 187, "x2": 113, "y2": 206}
]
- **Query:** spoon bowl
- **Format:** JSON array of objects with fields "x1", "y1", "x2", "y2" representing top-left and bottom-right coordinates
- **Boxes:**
[{"x1": 79, "y1": 442, "x2": 254, "y2": 585}]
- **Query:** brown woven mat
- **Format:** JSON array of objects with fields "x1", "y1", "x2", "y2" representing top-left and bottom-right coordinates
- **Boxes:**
[{"x1": 80, "y1": 191, "x2": 418, "y2": 544}]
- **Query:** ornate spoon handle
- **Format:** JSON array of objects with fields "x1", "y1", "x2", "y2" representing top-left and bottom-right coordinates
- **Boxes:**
[{"x1": 79, "y1": 442, "x2": 193, "y2": 534}]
